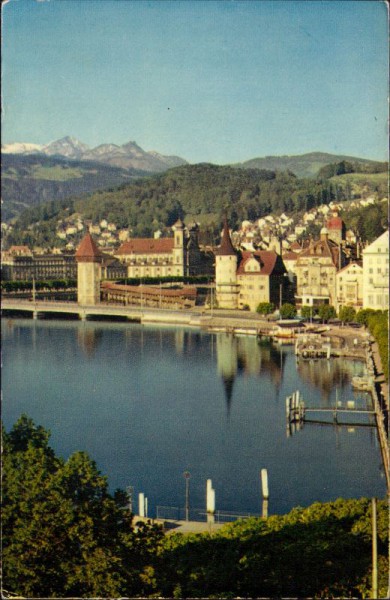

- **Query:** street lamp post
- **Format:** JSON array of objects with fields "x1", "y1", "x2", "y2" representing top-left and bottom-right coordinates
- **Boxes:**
[
  {"x1": 183, "y1": 471, "x2": 191, "y2": 521},
  {"x1": 126, "y1": 486, "x2": 134, "y2": 514}
]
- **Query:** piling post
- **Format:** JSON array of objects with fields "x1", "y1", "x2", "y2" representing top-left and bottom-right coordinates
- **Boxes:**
[
  {"x1": 261, "y1": 468, "x2": 269, "y2": 499},
  {"x1": 286, "y1": 397, "x2": 291, "y2": 420},
  {"x1": 261, "y1": 469, "x2": 269, "y2": 518},
  {"x1": 206, "y1": 479, "x2": 215, "y2": 514},
  {"x1": 183, "y1": 471, "x2": 191, "y2": 521},
  {"x1": 139, "y1": 493, "x2": 145, "y2": 517}
]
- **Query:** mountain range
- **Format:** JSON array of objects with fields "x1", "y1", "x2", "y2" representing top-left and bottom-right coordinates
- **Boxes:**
[
  {"x1": 2, "y1": 136, "x2": 387, "y2": 225},
  {"x1": 3, "y1": 137, "x2": 386, "y2": 179},
  {"x1": 2, "y1": 136, "x2": 188, "y2": 173}
]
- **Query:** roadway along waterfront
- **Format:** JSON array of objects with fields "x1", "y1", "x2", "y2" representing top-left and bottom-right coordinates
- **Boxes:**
[{"x1": 1, "y1": 297, "x2": 273, "y2": 331}]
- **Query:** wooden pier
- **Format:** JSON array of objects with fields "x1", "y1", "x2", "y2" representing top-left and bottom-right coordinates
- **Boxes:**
[
  {"x1": 286, "y1": 390, "x2": 376, "y2": 433},
  {"x1": 286, "y1": 388, "x2": 389, "y2": 490},
  {"x1": 295, "y1": 334, "x2": 332, "y2": 360}
]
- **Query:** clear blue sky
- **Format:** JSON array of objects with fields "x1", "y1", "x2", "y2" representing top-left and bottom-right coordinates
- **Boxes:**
[{"x1": 2, "y1": 0, "x2": 388, "y2": 163}]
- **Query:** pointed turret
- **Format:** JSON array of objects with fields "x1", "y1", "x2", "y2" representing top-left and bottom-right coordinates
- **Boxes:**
[
  {"x1": 215, "y1": 218, "x2": 236, "y2": 256},
  {"x1": 76, "y1": 233, "x2": 102, "y2": 305},
  {"x1": 76, "y1": 233, "x2": 102, "y2": 262},
  {"x1": 214, "y1": 218, "x2": 239, "y2": 308}
]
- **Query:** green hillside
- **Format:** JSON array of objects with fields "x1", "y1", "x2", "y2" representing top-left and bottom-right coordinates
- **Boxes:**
[
  {"x1": 6, "y1": 163, "x2": 345, "y2": 247},
  {"x1": 329, "y1": 171, "x2": 388, "y2": 198},
  {"x1": 1, "y1": 154, "x2": 148, "y2": 221},
  {"x1": 4, "y1": 159, "x2": 388, "y2": 249},
  {"x1": 235, "y1": 151, "x2": 387, "y2": 179}
]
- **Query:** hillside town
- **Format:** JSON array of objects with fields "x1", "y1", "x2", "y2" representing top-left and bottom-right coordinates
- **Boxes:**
[{"x1": 2, "y1": 194, "x2": 388, "y2": 315}]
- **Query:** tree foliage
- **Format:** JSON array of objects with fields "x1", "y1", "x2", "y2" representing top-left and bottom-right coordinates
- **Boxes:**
[
  {"x1": 318, "y1": 304, "x2": 337, "y2": 322},
  {"x1": 279, "y1": 303, "x2": 297, "y2": 318},
  {"x1": 256, "y1": 301, "x2": 274, "y2": 315},
  {"x1": 156, "y1": 498, "x2": 389, "y2": 598},
  {"x1": 6, "y1": 163, "x2": 353, "y2": 248},
  {"x1": 317, "y1": 160, "x2": 355, "y2": 179},
  {"x1": 356, "y1": 310, "x2": 389, "y2": 381},
  {"x1": 2, "y1": 415, "x2": 164, "y2": 598},
  {"x1": 300, "y1": 305, "x2": 313, "y2": 319},
  {"x1": 317, "y1": 159, "x2": 388, "y2": 180},
  {"x1": 338, "y1": 305, "x2": 356, "y2": 323},
  {"x1": 343, "y1": 201, "x2": 388, "y2": 243}
]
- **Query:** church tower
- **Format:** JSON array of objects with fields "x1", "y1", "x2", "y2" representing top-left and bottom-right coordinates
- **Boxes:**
[
  {"x1": 75, "y1": 233, "x2": 102, "y2": 305},
  {"x1": 172, "y1": 218, "x2": 185, "y2": 275},
  {"x1": 215, "y1": 219, "x2": 239, "y2": 309}
]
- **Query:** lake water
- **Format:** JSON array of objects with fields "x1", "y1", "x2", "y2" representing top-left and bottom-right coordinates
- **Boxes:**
[{"x1": 2, "y1": 318, "x2": 386, "y2": 517}]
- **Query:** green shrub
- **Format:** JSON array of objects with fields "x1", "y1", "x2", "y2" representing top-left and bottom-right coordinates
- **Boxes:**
[
  {"x1": 279, "y1": 303, "x2": 297, "y2": 319},
  {"x1": 256, "y1": 302, "x2": 274, "y2": 315}
]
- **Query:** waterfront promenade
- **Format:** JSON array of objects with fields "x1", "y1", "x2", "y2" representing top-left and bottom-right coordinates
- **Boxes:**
[{"x1": 1, "y1": 297, "x2": 272, "y2": 332}]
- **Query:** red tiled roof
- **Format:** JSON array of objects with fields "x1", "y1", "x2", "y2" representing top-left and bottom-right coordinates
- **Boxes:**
[
  {"x1": 101, "y1": 281, "x2": 196, "y2": 298},
  {"x1": 9, "y1": 245, "x2": 31, "y2": 252},
  {"x1": 290, "y1": 241, "x2": 302, "y2": 251},
  {"x1": 237, "y1": 250, "x2": 278, "y2": 275},
  {"x1": 117, "y1": 238, "x2": 174, "y2": 255},
  {"x1": 75, "y1": 233, "x2": 102, "y2": 262},
  {"x1": 282, "y1": 251, "x2": 299, "y2": 261},
  {"x1": 327, "y1": 216, "x2": 344, "y2": 229},
  {"x1": 215, "y1": 219, "x2": 236, "y2": 256}
]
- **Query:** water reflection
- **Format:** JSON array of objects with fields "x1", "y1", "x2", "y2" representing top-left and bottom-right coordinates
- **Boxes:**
[
  {"x1": 297, "y1": 357, "x2": 366, "y2": 403},
  {"x1": 77, "y1": 325, "x2": 103, "y2": 357},
  {"x1": 216, "y1": 334, "x2": 285, "y2": 416},
  {"x1": 2, "y1": 319, "x2": 385, "y2": 515}
]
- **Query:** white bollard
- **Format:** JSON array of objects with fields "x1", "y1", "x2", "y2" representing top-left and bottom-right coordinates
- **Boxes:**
[
  {"x1": 144, "y1": 497, "x2": 148, "y2": 518},
  {"x1": 261, "y1": 468, "x2": 269, "y2": 500},
  {"x1": 139, "y1": 492, "x2": 145, "y2": 517},
  {"x1": 206, "y1": 479, "x2": 215, "y2": 514},
  {"x1": 286, "y1": 397, "x2": 291, "y2": 419}
]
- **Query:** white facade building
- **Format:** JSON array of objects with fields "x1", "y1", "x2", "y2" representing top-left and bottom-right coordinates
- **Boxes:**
[
  {"x1": 335, "y1": 262, "x2": 363, "y2": 312},
  {"x1": 362, "y1": 230, "x2": 389, "y2": 310}
]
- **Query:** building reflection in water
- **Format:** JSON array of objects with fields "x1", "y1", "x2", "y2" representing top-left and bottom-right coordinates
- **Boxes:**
[
  {"x1": 77, "y1": 324, "x2": 103, "y2": 357},
  {"x1": 216, "y1": 334, "x2": 285, "y2": 417},
  {"x1": 297, "y1": 357, "x2": 365, "y2": 403}
]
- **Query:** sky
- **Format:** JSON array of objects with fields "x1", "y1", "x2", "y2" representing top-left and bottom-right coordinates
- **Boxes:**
[{"x1": 2, "y1": 0, "x2": 388, "y2": 164}]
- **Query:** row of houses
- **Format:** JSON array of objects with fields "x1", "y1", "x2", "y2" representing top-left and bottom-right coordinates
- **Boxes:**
[
  {"x1": 2, "y1": 220, "x2": 388, "y2": 313},
  {"x1": 215, "y1": 219, "x2": 388, "y2": 312},
  {"x1": 1, "y1": 220, "x2": 214, "y2": 282}
]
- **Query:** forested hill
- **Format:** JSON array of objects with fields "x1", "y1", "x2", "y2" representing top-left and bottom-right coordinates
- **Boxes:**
[
  {"x1": 6, "y1": 159, "x2": 388, "y2": 249},
  {"x1": 1, "y1": 153, "x2": 148, "y2": 221},
  {"x1": 234, "y1": 151, "x2": 387, "y2": 179},
  {"x1": 11, "y1": 163, "x2": 347, "y2": 240}
]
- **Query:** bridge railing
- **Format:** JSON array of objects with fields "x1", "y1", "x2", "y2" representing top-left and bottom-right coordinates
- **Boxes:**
[{"x1": 156, "y1": 505, "x2": 259, "y2": 523}]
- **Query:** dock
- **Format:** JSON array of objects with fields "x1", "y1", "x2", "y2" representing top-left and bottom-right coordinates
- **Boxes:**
[
  {"x1": 286, "y1": 387, "x2": 389, "y2": 490},
  {"x1": 133, "y1": 515, "x2": 226, "y2": 535}
]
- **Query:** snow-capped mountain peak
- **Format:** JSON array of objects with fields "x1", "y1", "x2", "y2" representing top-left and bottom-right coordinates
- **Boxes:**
[
  {"x1": 42, "y1": 136, "x2": 90, "y2": 158},
  {"x1": 2, "y1": 142, "x2": 43, "y2": 154},
  {"x1": 2, "y1": 136, "x2": 188, "y2": 172}
]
